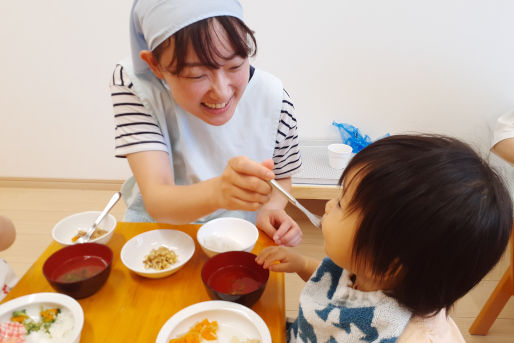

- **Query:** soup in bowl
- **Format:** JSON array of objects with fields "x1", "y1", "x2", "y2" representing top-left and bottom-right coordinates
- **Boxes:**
[
  {"x1": 201, "y1": 251, "x2": 269, "y2": 307},
  {"x1": 43, "y1": 243, "x2": 113, "y2": 299}
]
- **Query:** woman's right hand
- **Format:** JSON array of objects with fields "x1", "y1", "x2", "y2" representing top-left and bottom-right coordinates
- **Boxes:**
[{"x1": 215, "y1": 156, "x2": 275, "y2": 211}]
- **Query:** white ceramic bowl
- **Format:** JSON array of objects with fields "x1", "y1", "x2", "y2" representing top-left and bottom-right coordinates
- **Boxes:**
[
  {"x1": 0, "y1": 292, "x2": 84, "y2": 343},
  {"x1": 120, "y1": 229, "x2": 195, "y2": 278},
  {"x1": 52, "y1": 211, "x2": 116, "y2": 246},
  {"x1": 197, "y1": 217, "x2": 259, "y2": 258}
]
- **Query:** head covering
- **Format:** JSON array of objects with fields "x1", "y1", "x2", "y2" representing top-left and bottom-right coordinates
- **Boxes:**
[{"x1": 129, "y1": 0, "x2": 244, "y2": 75}]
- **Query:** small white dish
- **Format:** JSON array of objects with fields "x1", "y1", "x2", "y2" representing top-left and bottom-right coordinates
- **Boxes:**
[
  {"x1": 0, "y1": 292, "x2": 84, "y2": 343},
  {"x1": 120, "y1": 229, "x2": 195, "y2": 278},
  {"x1": 197, "y1": 217, "x2": 259, "y2": 258},
  {"x1": 155, "y1": 300, "x2": 271, "y2": 343},
  {"x1": 52, "y1": 211, "x2": 116, "y2": 246}
]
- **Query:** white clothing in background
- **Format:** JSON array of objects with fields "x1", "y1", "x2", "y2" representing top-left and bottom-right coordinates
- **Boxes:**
[
  {"x1": 492, "y1": 110, "x2": 514, "y2": 146},
  {"x1": 0, "y1": 258, "x2": 18, "y2": 301}
]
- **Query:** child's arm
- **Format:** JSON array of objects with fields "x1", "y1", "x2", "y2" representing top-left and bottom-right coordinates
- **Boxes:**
[
  {"x1": 256, "y1": 246, "x2": 320, "y2": 282},
  {"x1": 127, "y1": 151, "x2": 274, "y2": 224}
]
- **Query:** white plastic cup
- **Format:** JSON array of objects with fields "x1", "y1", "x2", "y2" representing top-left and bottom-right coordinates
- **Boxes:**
[{"x1": 327, "y1": 143, "x2": 353, "y2": 169}]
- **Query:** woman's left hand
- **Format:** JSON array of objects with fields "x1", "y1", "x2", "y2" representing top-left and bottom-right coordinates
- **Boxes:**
[{"x1": 256, "y1": 209, "x2": 302, "y2": 246}]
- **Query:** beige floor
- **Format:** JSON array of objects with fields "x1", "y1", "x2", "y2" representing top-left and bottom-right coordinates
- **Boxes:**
[{"x1": 0, "y1": 186, "x2": 513, "y2": 342}]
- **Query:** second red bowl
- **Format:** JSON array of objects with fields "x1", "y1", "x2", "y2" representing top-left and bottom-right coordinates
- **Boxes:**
[{"x1": 201, "y1": 251, "x2": 269, "y2": 307}]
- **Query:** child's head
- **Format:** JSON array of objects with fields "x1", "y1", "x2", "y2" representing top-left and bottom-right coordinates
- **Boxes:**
[
  {"x1": 322, "y1": 134, "x2": 513, "y2": 316},
  {"x1": 131, "y1": 0, "x2": 255, "y2": 125}
]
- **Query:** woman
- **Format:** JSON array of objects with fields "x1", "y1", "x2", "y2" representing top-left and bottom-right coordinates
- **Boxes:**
[{"x1": 109, "y1": 0, "x2": 303, "y2": 246}]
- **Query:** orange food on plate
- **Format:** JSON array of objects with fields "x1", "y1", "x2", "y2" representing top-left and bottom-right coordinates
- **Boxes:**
[{"x1": 169, "y1": 319, "x2": 218, "y2": 343}]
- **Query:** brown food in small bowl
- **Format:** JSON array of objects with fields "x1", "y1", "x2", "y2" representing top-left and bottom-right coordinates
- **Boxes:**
[
  {"x1": 201, "y1": 251, "x2": 269, "y2": 307},
  {"x1": 70, "y1": 228, "x2": 108, "y2": 242},
  {"x1": 43, "y1": 243, "x2": 113, "y2": 299}
]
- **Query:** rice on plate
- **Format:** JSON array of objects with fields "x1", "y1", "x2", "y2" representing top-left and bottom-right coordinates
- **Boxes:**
[{"x1": 0, "y1": 293, "x2": 83, "y2": 343}]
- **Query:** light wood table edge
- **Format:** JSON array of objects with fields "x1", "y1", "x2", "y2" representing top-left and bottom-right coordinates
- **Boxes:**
[{"x1": 291, "y1": 184, "x2": 339, "y2": 200}]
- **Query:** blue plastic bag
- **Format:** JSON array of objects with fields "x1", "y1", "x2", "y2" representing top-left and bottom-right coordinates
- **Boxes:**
[{"x1": 332, "y1": 121, "x2": 389, "y2": 153}]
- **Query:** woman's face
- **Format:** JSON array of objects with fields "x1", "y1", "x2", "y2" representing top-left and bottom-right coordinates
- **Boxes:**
[{"x1": 156, "y1": 20, "x2": 250, "y2": 126}]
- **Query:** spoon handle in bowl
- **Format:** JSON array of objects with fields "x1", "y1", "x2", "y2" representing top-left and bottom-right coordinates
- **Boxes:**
[
  {"x1": 78, "y1": 192, "x2": 121, "y2": 243},
  {"x1": 93, "y1": 192, "x2": 121, "y2": 228}
]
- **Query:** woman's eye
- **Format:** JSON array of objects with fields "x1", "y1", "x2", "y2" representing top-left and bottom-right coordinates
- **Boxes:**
[
  {"x1": 184, "y1": 75, "x2": 205, "y2": 80},
  {"x1": 229, "y1": 63, "x2": 244, "y2": 71}
]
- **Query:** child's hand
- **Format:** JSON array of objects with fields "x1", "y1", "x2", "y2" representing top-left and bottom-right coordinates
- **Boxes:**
[
  {"x1": 215, "y1": 156, "x2": 274, "y2": 211},
  {"x1": 256, "y1": 209, "x2": 302, "y2": 247},
  {"x1": 255, "y1": 246, "x2": 305, "y2": 274}
]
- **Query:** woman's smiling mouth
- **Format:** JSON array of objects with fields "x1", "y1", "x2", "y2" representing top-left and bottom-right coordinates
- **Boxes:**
[
  {"x1": 202, "y1": 97, "x2": 232, "y2": 112},
  {"x1": 203, "y1": 101, "x2": 227, "y2": 109}
]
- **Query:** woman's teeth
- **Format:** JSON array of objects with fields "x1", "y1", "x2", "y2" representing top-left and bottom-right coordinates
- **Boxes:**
[{"x1": 204, "y1": 102, "x2": 227, "y2": 109}]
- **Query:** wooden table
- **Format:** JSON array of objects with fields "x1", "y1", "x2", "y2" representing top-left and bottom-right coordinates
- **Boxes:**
[{"x1": 1, "y1": 222, "x2": 286, "y2": 342}]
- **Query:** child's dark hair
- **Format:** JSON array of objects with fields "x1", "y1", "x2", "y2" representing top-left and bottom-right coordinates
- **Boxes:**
[
  {"x1": 340, "y1": 134, "x2": 513, "y2": 317},
  {"x1": 153, "y1": 16, "x2": 257, "y2": 75}
]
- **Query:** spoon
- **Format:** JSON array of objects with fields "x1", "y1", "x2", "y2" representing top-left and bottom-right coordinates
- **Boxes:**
[
  {"x1": 76, "y1": 192, "x2": 121, "y2": 243},
  {"x1": 268, "y1": 180, "x2": 322, "y2": 229}
]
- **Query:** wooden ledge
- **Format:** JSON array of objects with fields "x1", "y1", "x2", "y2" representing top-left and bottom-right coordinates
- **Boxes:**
[
  {"x1": 0, "y1": 177, "x2": 124, "y2": 191},
  {"x1": 0, "y1": 177, "x2": 338, "y2": 200}
]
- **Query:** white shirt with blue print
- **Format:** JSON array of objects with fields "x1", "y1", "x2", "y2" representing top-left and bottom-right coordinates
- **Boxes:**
[{"x1": 288, "y1": 258, "x2": 411, "y2": 343}]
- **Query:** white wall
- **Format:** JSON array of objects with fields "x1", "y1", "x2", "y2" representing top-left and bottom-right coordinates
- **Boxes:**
[{"x1": 1, "y1": 1, "x2": 513, "y2": 180}]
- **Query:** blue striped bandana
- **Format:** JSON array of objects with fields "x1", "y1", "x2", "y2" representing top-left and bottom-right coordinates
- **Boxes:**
[{"x1": 129, "y1": 0, "x2": 244, "y2": 75}]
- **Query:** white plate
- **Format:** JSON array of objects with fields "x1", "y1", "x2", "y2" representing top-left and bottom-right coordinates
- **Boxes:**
[
  {"x1": 0, "y1": 292, "x2": 84, "y2": 343},
  {"x1": 120, "y1": 229, "x2": 195, "y2": 278},
  {"x1": 156, "y1": 300, "x2": 271, "y2": 343}
]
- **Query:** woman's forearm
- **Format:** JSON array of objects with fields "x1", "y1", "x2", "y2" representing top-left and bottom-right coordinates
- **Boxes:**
[
  {"x1": 142, "y1": 178, "x2": 222, "y2": 224},
  {"x1": 128, "y1": 151, "x2": 221, "y2": 223},
  {"x1": 128, "y1": 151, "x2": 276, "y2": 223}
]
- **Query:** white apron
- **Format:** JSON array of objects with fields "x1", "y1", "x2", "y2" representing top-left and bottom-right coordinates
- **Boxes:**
[{"x1": 120, "y1": 60, "x2": 283, "y2": 223}]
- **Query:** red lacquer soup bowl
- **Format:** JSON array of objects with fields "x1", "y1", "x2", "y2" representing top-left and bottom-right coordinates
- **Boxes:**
[
  {"x1": 201, "y1": 251, "x2": 269, "y2": 307},
  {"x1": 43, "y1": 243, "x2": 113, "y2": 299}
]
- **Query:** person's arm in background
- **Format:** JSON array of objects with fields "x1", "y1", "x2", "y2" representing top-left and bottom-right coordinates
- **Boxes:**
[
  {"x1": 0, "y1": 215, "x2": 15, "y2": 251},
  {"x1": 492, "y1": 138, "x2": 514, "y2": 164},
  {"x1": 491, "y1": 111, "x2": 514, "y2": 164}
]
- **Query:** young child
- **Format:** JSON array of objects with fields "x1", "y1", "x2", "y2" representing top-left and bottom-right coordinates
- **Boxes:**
[
  {"x1": 109, "y1": 0, "x2": 302, "y2": 246},
  {"x1": 0, "y1": 215, "x2": 18, "y2": 301},
  {"x1": 256, "y1": 134, "x2": 513, "y2": 342}
]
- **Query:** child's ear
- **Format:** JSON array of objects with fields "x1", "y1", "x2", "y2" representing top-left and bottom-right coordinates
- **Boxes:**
[
  {"x1": 140, "y1": 50, "x2": 164, "y2": 79},
  {"x1": 384, "y1": 259, "x2": 404, "y2": 287}
]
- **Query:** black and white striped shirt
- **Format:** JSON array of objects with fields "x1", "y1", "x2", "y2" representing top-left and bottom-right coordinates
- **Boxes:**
[{"x1": 110, "y1": 65, "x2": 301, "y2": 178}]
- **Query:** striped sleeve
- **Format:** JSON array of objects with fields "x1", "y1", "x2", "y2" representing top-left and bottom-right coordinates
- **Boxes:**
[
  {"x1": 110, "y1": 64, "x2": 168, "y2": 158},
  {"x1": 272, "y1": 89, "x2": 302, "y2": 178}
]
